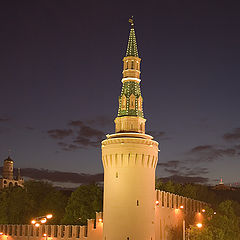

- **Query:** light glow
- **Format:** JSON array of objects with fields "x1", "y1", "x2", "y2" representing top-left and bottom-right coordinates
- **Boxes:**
[
  {"x1": 175, "y1": 209, "x2": 180, "y2": 214},
  {"x1": 98, "y1": 218, "x2": 103, "y2": 223},
  {"x1": 35, "y1": 223, "x2": 40, "y2": 227},
  {"x1": 202, "y1": 209, "x2": 206, "y2": 213},
  {"x1": 196, "y1": 223, "x2": 203, "y2": 228},
  {"x1": 43, "y1": 234, "x2": 47, "y2": 237},
  {"x1": 180, "y1": 205, "x2": 184, "y2": 209},
  {"x1": 41, "y1": 218, "x2": 47, "y2": 223},
  {"x1": 155, "y1": 200, "x2": 159, "y2": 206},
  {"x1": 46, "y1": 214, "x2": 53, "y2": 219},
  {"x1": 0, "y1": 232, "x2": 3, "y2": 235},
  {"x1": 31, "y1": 220, "x2": 36, "y2": 224}
]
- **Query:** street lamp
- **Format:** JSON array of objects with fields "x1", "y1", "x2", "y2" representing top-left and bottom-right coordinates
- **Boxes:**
[
  {"x1": 43, "y1": 233, "x2": 48, "y2": 240},
  {"x1": 31, "y1": 214, "x2": 53, "y2": 227},
  {"x1": 196, "y1": 223, "x2": 203, "y2": 229}
]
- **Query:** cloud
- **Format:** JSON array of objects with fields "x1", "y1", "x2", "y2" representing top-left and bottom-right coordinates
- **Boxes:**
[
  {"x1": 158, "y1": 160, "x2": 180, "y2": 168},
  {"x1": 48, "y1": 129, "x2": 73, "y2": 139},
  {"x1": 158, "y1": 160, "x2": 209, "y2": 178},
  {"x1": 78, "y1": 126, "x2": 104, "y2": 139},
  {"x1": 223, "y1": 128, "x2": 240, "y2": 142},
  {"x1": 4, "y1": 167, "x2": 104, "y2": 184},
  {"x1": 189, "y1": 145, "x2": 237, "y2": 162},
  {"x1": 58, "y1": 142, "x2": 81, "y2": 151},
  {"x1": 158, "y1": 175, "x2": 209, "y2": 184},
  {"x1": 148, "y1": 131, "x2": 169, "y2": 140},
  {"x1": 0, "y1": 118, "x2": 10, "y2": 122},
  {"x1": 85, "y1": 116, "x2": 112, "y2": 127}
]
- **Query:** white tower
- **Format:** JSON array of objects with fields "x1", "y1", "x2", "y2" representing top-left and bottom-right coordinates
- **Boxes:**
[{"x1": 102, "y1": 18, "x2": 159, "y2": 240}]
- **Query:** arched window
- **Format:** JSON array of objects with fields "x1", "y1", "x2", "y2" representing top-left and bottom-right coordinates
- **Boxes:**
[
  {"x1": 129, "y1": 94, "x2": 135, "y2": 110},
  {"x1": 121, "y1": 95, "x2": 127, "y2": 110}
]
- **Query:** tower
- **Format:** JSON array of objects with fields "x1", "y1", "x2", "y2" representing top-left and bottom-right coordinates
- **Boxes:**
[
  {"x1": 0, "y1": 156, "x2": 24, "y2": 189},
  {"x1": 2, "y1": 156, "x2": 14, "y2": 180},
  {"x1": 102, "y1": 18, "x2": 159, "y2": 240}
]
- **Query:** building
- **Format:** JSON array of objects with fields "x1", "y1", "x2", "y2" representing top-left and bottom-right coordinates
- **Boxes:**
[
  {"x1": 0, "y1": 156, "x2": 24, "y2": 189},
  {"x1": 102, "y1": 18, "x2": 158, "y2": 240},
  {"x1": 0, "y1": 19, "x2": 207, "y2": 240}
]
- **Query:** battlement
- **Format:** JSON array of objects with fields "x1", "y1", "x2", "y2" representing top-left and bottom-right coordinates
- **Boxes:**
[
  {"x1": 155, "y1": 190, "x2": 207, "y2": 213},
  {"x1": 0, "y1": 212, "x2": 103, "y2": 240}
]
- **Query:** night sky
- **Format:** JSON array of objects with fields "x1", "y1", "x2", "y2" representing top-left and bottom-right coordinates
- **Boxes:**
[{"x1": 1, "y1": 1, "x2": 240, "y2": 186}]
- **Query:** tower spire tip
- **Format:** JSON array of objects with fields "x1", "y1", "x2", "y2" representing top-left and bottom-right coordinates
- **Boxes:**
[{"x1": 129, "y1": 16, "x2": 134, "y2": 27}]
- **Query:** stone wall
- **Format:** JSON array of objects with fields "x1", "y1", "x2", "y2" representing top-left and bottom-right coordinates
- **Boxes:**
[{"x1": 0, "y1": 191, "x2": 207, "y2": 240}]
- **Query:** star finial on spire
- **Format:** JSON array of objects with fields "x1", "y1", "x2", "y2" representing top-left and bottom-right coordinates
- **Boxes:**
[
  {"x1": 126, "y1": 16, "x2": 139, "y2": 57},
  {"x1": 129, "y1": 16, "x2": 134, "y2": 27}
]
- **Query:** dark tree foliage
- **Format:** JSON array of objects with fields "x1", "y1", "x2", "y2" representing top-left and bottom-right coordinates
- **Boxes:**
[
  {"x1": 62, "y1": 183, "x2": 103, "y2": 225},
  {"x1": 156, "y1": 180, "x2": 240, "y2": 210},
  {"x1": 0, "y1": 181, "x2": 68, "y2": 224},
  {"x1": 0, "y1": 186, "x2": 34, "y2": 224},
  {"x1": 189, "y1": 201, "x2": 240, "y2": 240},
  {"x1": 24, "y1": 180, "x2": 68, "y2": 224}
]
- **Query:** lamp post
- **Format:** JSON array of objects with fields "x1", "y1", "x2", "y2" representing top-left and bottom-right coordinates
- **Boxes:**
[{"x1": 31, "y1": 214, "x2": 53, "y2": 227}]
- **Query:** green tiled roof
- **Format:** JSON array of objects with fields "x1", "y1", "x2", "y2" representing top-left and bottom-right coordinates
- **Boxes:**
[
  {"x1": 118, "y1": 81, "x2": 143, "y2": 117},
  {"x1": 126, "y1": 25, "x2": 139, "y2": 57}
]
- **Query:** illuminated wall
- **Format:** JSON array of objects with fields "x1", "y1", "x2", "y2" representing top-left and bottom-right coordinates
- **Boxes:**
[{"x1": 0, "y1": 191, "x2": 207, "y2": 240}]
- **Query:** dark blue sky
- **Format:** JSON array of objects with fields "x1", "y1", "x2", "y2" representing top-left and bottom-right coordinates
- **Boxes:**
[{"x1": 0, "y1": 0, "x2": 240, "y2": 185}]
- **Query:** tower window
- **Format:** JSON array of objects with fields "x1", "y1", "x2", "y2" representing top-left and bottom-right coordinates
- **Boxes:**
[
  {"x1": 121, "y1": 95, "x2": 127, "y2": 110},
  {"x1": 137, "y1": 200, "x2": 139, "y2": 206},
  {"x1": 129, "y1": 94, "x2": 135, "y2": 110},
  {"x1": 131, "y1": 61, "x2": 134, "y2": 69},
  {"x1": 116, "y1": 172, "x2": 118, "y2": 178},
  {"x1": 127, "y1": 238, "x2": 130, "y2": 240}
]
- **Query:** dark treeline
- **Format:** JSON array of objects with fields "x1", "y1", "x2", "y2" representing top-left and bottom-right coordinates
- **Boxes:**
[
  {"x1": 0, "y1": 179, "x2": 240, "y2": 239},
  {"x1": 156, "y1": 179, "x2": 240, "y2": 209},
  {"x1": 0, "y1": 181, "x2": 102, "y2": 225}
]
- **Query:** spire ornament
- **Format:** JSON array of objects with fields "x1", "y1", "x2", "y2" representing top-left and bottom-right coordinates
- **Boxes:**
[{"x1": 126, "y1": 17, "x2": 139, "y2": 57}]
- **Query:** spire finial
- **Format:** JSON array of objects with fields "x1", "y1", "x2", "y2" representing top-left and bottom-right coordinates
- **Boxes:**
[
  {"x1": 8, "y1": 148, "x2": 12, "y2": 158},
  {"x1": 129, "y1": 16, "x2": 134, "y2": 27}
]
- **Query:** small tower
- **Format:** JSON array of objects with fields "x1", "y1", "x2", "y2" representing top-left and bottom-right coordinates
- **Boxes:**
[
  {"x1": 0, "y1": 156, "x2": 24, "y2": 189},
  {"x1": 102, "y1": 18, "x2": 159, "y2": 240},
  {"x1": 2, "y1": 156, "x2": 14, "y2": 180}
]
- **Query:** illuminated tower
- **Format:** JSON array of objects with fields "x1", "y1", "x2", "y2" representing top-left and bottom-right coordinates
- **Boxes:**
[
  {"x1": 102, "y1": 18, "x2": 159, "y2": 240},
  {"x1": 2, "y1": 156, "x2": 14, "y2": 180},
  {"x1": 0, "y1": 156, "x2": 24, "y2": 189}
]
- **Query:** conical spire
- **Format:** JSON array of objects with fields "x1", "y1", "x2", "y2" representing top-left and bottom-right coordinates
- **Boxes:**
[
  {"x1": 126, "y1": 17, "x2": 139, "y2": 57},
  {"x1": 114, "y1": 18, "x2": 146, "y2": 134}
]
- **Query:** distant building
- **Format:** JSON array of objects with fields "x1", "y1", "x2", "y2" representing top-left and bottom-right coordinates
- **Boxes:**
[
  {"x1": 212, "y1": 177, "x2": 233, "y2": 191},
  {"x1": 0, "y1": 156, "x2": 24, "y2": 189}
]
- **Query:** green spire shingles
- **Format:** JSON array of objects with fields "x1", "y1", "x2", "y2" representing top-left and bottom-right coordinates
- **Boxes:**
[
  {"x1": 126, "y1": 26, "x2": 139, "y2": 57},
  {"x1": 118, "y1": 81, "x2": 143, "y2": 117}
]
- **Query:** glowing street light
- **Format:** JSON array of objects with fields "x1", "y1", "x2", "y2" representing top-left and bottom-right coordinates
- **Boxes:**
[
  {"x1": 46, "y1": 214, "x2": 53, "y2": 219},
  {"x1": 202, "y1": 209, "x2": 206, "y2": 213},
  {"x1": 180, "y1": 205, "x2": 184, "y2": 209},
  {"x1": 31, "y1": 220, "x2": 36, "y2": 224},
  {"x1": 31, "y1": 214, "x2": 53, "y2": 226},
  {"x1": 0, "y1": 232, "x2": 3, "y2": 236},
  {"x1": 196, "y1": 223, "x2": 203, "y2": 228},
  {"x1": 40, "y1": 218, "x2": 47, "y2": 224}
]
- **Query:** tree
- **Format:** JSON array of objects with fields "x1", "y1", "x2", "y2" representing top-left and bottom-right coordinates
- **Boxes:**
[
  {"x1": 0, "y1": 186, "x2": 34, "y2": 224},
  {"x1": 24, "y1": 180, "x2": 68, "y2": 224},
  {"x1": 63, "y1": 184, "x2": 103, "y2": 225},
  {"x1": 188, "y1": 201, "x2": 240, "y2": 240}
]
